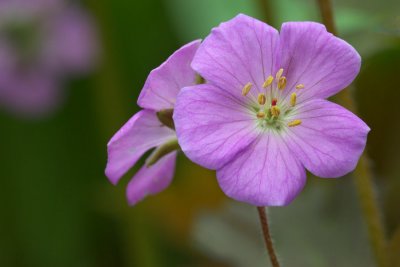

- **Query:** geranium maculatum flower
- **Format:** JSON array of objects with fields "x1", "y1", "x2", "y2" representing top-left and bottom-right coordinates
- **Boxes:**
[
  {"x1": 174, "y1": 14, "x2": 369, "y2": 206},
  {"x1": 0, "y1": 0, "x2": 97, "y2": 117},
  {"x1": 106, "y1": 40, "x2": 200, "y2": 205}
]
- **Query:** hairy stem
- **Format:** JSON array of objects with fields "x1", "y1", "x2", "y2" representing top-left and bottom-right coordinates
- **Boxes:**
[
  {"x1": 316, "y1": 1, "x2": 389, "y2": 267},
  {"x1": 257, "y1": 207, "x2": 280, "y2": 267},
  {"x1": 256, "y1": 4, "x2": 280, "y2": 266}
]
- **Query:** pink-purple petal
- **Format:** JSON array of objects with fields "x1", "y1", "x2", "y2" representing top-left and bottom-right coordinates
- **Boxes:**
[
  {"x1": 217, "y1": 133, "x2": 306, "y2": 206},
  {"x1": 174, "y1": 84, "x2": 259, "y2": 169},
  {"x1": 126, "y1": 152, "x2": 176, "y2": 206},
  {"x1": 278, "y1": 22, "x2": 361, "y2": 102},
  {"x1": 191, "y1": 14, "x2": 279, "y2": 100},
  {"x1": 0, "y1": 70, "x2": 62, "y2": 117},
  {"x1": 285, "y1": 99, "x2": 370, "y2": 178},
  {"x1": 105, "y1": 110, "x2": 176, "y2": 185},
  {"x1": 137, "y1": 40, "x2": 201, "y2": 110},
  {"x1": 42, "y1": 6, "x2": 98, "y2": 74}
]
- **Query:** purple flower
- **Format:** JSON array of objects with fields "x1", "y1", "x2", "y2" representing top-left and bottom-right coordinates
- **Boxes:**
[
  {"x1": 0, "y1": 0, "x2": 97, "y2": 117},
  {"x1": 105, "y1": 40, "x2": 200, "y2": 205},
  {"x1": 173, "y1": 14, "x2": 370, "y2": 206}
]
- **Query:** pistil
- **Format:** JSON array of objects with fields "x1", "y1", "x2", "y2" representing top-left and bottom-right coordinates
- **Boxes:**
[{"x1": 270, "y1": 106, "x2": 280, "y2": 118}]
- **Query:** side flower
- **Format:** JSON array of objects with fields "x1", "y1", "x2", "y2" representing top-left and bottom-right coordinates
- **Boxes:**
[
  {"x1": 105, "y1": 40, "x2": 200, "y2": 205},
  {"x1": 173, "y1": 14, "x2": 370, "y2": 206},
  {"x1": 0, "y1": 0, "x2": 97, "y2": 117}
]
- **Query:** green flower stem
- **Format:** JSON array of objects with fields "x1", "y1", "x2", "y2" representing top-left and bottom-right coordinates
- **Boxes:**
[
  {"x1": 145, "y1": 139, "x2": 180, "y2": 167},
  {"x1": 156, "y1": 109, "x2": 175, "y2": 130},
  {"x1": 316, "y1": 1, "x2": 389, "y2": 266},
  {"x1": 257, "y1": 207, "x2": 281, "y2": 267}
]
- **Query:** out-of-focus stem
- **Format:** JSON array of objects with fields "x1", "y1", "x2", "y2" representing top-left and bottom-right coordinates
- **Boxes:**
[
  {"x1": 257, "y1": 207, "x2": 280, "y2": 267},
  {"x1": 316, "y1": 1, "x2": 389, "y2": 267},
  {"x1": 354, "y1": 157, "x2": 389, "y2": 267},
  {"x1": 316, "y1": 0, "x2": 338, "y2": 35},
  {"x1": 257, "y1": 0, "x2": 275, "y2": 26}
]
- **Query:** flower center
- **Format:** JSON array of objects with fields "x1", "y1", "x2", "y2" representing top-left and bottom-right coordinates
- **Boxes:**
[{"x1": 241, "y1": 68, "x2": 304, "y2": 131}]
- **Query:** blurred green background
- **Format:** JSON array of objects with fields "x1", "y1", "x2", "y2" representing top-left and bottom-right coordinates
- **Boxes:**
[{"x1": 1, "y1": 0, "x2": 400, "y2": 266}]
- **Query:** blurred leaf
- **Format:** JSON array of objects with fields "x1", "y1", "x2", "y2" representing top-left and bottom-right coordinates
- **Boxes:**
[
  {"x1": 336, "y1": 8, "x2": 376, "y2": 33},
  {"x1": 0, "y1": 78, "x2": 101, "y2": 267},
  {"x1": 192, "y1": 179, "x2": 374, "y2": 267},
  {"x1": 354, "y1": 45, "x2": 400, "y2": 233},
  {"x1": 274, "y1": 0, "x2": 318, "y2": 24},
  {"x1": 164, "y1": 0, "x2": 261, "y2": 41},
  {"x1": 355, "y1": 45, "x2": 400, "y2": 175}
]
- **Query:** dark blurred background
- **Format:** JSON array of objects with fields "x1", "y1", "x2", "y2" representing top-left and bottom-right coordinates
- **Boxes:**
[{"x1": 0, "y1": 0, "x2": 399, "y2": 266}]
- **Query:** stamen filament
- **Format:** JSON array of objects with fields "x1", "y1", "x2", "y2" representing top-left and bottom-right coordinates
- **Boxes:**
[
  {"x1": 242, "y1": 82, "x2": 253, "y2": 96},
  {"x1": 278, "y1": 77, "x2": 287, "y2": 90},
  {"x1": 290, "y1": 93, "x2": 297, "y2": 107},
  {"x1": 257, "y1": 111, "x2": 266, "y2": 119},
  {"x1": 276, "y1": 68, "x2": 284, "y2": 80},
  {"x1": 258, "y1": 93, "x2": 266, "y2": 105},
  {"x1": 263, "y1": 76, "x2": 274, "y2": 88},
  {"x1": 288, "y1": 119, "x2": 302, "y2": 127}
]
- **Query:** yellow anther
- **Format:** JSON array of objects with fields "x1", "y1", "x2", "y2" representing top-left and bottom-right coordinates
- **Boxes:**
[
  {"x1": 242, "y1": 82, "x2": 252, "y2": 96},
  {"x1": 270, "y1": 106, "x2": 280, "y2": 117},
  {"x1": 257, "y1": 111, "x2": 265, "y2": 119},
  {"x1": 262, "y1": 75, "x2": 274, "y2": 88},
  {"x1": 276, "y1": 68, "x2": 284, "y2": 80},
  {"x1": 290, "y1": 93, "x2": 297, "y2": 107},
  {"x1": 288, "y1": 119, "x2": 302, "y2": 127},
  {"x1": 296, "y1": 84, "x2": 305, "y2": 90},
  {"x1": 278, "y1": 77, "x2": 287, "y2": 90},
  {"x1": 258, "y1": 93, "x2": 266, "y2": 105}
]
